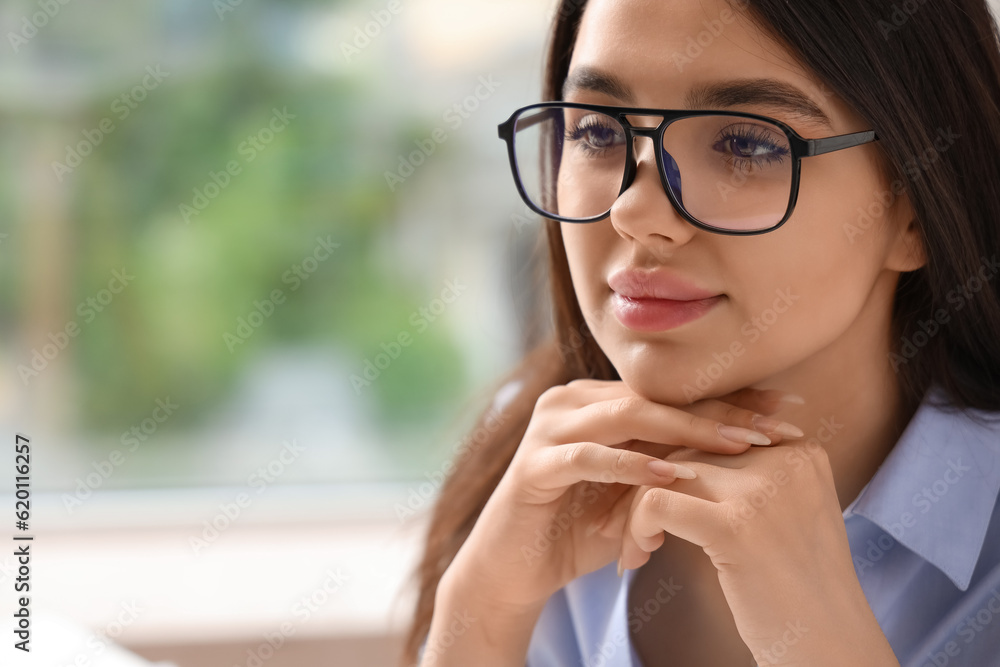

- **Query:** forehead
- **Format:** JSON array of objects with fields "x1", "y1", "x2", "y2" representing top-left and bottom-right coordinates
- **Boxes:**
[{"x1": 567, "y1": 0, "x2": 856, "y2": 131}]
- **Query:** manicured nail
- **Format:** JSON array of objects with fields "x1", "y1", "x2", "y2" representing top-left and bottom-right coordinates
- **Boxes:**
[
  {"x1": 718, "y1": 423, "x2": 772, "y2": 446},
  {"x1": 779, "y1": 393, "x2": 806, "y2": 404},
  {"x1": 617, "y1": 555, "x2": 624, "y2": 577},
  {"x1": 752, "y1": 414, "x2": 805, "y2": 438},
  {"x1": 648, "y1": 459, "x2": 698, "y2": 479}
]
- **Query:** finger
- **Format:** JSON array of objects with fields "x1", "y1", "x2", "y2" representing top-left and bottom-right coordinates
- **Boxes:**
[
  {"x1": 553, "y1": 378, "x2": 634, "y2": 408},
  {"x1": 620, "y1": 485, "x2": 724, "y2": 570},
  {"x1": 711, "y1": 386, "x2": 806, "y2": 416},
  {"x1": 553, "y1": 381, "x2": 802, "y2": 445},
  {"x1": 526, "y1": 442, "x2": 698, "y2": 496},
  {"x1": 561, "y1": 380, "x2": 803, "y2": 417},
  {"x1": 586, "y1": 483, "x2": 641, "y2": 538},
  {"x1": 683, "y1": 397, "x2": 805, "y2": 441},
  {"x1": 569, "y1": 396, "x2": 776, "y2": 454}
]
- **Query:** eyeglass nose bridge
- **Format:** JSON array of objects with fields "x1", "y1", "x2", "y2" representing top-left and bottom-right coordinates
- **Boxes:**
[{"x1": 617, "y1": 122, "x2": 680, "y2": 214}]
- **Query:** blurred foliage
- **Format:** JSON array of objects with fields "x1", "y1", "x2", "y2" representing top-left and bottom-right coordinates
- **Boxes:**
[{"x1": 3, "y1": 0, "x2": 466, "y2": 436}]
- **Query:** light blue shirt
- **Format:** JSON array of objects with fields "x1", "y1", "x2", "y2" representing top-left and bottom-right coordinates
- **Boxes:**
[{"x1": 524, "y1": 384, "x2": 1000, "y2": 666}]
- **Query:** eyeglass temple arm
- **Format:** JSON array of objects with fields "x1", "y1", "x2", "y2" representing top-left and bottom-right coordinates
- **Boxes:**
[{"x1": 802, "y1": 130, "x2": 879, "y2": 157}]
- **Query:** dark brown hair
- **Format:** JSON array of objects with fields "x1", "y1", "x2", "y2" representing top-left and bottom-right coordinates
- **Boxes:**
[{"x1": 399, "y1": 1, "x2": 1000, "y2": 663}]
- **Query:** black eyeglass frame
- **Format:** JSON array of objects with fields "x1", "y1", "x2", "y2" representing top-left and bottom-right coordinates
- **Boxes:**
[{"x1": 497, "y1": 101, "x2": 880, "y2": 236}]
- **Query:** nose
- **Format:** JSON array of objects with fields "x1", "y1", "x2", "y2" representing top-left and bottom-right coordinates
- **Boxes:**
[{"x1": 609, "y1": 133, "x2": 696, "y2": 247}]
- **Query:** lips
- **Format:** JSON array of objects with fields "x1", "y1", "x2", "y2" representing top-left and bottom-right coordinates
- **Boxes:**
[
  {"x1": 606, "y1": 267, "x2": 724, "y2": 332},
  {"x1": 607, "y1": 267, "x2": 722, "y2": 301}
]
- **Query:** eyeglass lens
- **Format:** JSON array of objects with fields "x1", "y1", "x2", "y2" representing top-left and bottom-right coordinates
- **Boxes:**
[{"x1": 511, "y1": 106, "x2": 794, "y2": 232}]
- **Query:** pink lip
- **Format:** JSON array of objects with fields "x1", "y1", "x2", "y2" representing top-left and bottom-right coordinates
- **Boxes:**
[{"x1": 608, "y1": 267, "x2": 724, "y2": 332}]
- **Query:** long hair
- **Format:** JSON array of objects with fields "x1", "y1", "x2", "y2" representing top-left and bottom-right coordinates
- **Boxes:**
[{"x1": 399, "y1": 1, "x2": 1000, "y2": 663}]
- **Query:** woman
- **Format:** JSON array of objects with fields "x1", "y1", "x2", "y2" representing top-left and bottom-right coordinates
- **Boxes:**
[{"x1": 403, "y1": 0, "x2": 1000, "y2": 665}]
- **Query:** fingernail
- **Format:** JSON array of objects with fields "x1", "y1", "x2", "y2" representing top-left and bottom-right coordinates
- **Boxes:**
[
  {"x1": 752, "y1": 414, "x2": 805, "y2": 438},
  {"x1": 718, "y1": 423, "x2": 772, "y2": 446},
  {"x1": 672, "y1": 464, "x2": 698, "y2": 479},
  {"x1": 647, "y1": 459, "x2": 698, "y2": 479},
  {"x1": 617, "y1": 555, "x2": 624, "y2": 577},
  {"x1": 585, "y1": 520, "x2": 601, "y2": 537},
  {"x1": 779, "y1": 393, "x2": 806, "y2": 404}
]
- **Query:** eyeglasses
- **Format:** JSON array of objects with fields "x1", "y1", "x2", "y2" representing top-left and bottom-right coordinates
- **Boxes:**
[{"x1": 497, "y1": 102, "x2": 879, "y2": 235}]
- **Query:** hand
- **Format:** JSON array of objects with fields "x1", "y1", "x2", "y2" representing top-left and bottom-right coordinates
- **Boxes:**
[
  {"x1": 619, "y1": 440, "x2": 899, "y2": 665},
  {"x1": 441, "y1": 379, "x2": 805, "y2": 614}
]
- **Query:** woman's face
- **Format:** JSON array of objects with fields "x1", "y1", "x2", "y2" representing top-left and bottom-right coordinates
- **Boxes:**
[{"x1": 560, "y1": 0, "x2": 926, "y2": 405}]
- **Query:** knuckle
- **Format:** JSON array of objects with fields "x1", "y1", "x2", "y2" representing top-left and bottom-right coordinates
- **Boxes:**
[
  {"x1": 687, "y1": 411, "x2": 700, "y2": 433},
  {"x1": 605, "y1": 396, "x2": 639, "y2": 420},
  {"x1": 639, "y1": 486, "x2": 671, "y2": 515},
  {"x1": 665, "y1": 446, "x2": 695, "y2": 461},
  {"x1": 614, "y1": 448, "x2": 633, "y2": 474},
  {"x1": 561, "y1": 442, "x2": 588, "y2": 469},
  {"x1": 536, "y1": 385, "x2": 565, "y2": 407}
]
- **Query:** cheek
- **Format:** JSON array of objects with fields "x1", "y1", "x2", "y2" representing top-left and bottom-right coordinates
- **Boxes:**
[
  {"x1": 725, "y1": 177, "x2": 890, "y2": 367},
  {"x1": 561, "y1": 223, "x2": 614, "y2": 309}
]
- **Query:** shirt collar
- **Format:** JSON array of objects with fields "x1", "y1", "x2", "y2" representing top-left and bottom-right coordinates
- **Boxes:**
[{"x1": 842, "y1": 383, "x2": 1000, "y2": 591}]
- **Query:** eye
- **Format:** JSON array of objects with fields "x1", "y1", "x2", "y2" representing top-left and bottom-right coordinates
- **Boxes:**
[
  {"x1": 713, "y1": 122, "x2": 790, "y2": 170},
  {"x1": 565, "y1": 115, "x2": 625, "y2": 156}
]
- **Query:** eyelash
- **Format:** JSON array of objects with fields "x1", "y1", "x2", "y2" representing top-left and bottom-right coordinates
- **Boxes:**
[
  {"x1": 714, "y1": 122, "x2": 790, "y2": 170},
  {"x1": 564, "y1": 117, "x2": 624, "y2": 156}
]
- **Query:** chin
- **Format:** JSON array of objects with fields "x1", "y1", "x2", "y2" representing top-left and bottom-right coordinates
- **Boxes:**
[
  {"x1": 615, "y1": 367, "x2": 700, "y2": 407},
  {"x1": 612, "y1": 352, "x2": 753, "y2": 407}
]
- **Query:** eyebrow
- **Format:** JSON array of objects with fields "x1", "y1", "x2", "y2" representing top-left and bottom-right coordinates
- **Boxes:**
[{"x1": 562, "y1": 66, "x2": 834, "y2": 129}]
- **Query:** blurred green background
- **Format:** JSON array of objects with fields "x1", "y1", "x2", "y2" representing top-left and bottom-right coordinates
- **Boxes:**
[{"x1": 1, "y1": 0, "x2": 551, "y2": 491}]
